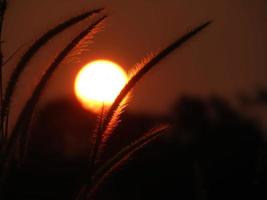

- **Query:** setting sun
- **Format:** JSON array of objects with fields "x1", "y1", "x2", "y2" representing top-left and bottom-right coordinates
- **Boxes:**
[{"x1": 74, "y1": 60, "x2": 128, "y2": 112}]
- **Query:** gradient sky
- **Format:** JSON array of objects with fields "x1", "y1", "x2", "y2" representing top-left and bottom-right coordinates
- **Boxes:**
[{"x1": 2, "y1": 0, "x2": 267, "y2": 117}]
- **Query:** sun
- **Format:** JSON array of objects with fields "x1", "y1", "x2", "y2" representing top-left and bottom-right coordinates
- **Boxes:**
[{"x1": 74, "y1": 60, "x2": 128, "y2": 113}]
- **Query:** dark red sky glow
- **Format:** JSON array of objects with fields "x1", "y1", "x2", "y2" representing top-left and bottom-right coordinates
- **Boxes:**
[{"x1": 2, "y1": 0, "x2": 267, "y2": 116}]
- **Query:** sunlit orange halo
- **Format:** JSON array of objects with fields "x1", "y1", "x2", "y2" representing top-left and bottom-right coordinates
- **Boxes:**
[{"x1": 74, "y1": 60, "x2": 128, "y2": 113}]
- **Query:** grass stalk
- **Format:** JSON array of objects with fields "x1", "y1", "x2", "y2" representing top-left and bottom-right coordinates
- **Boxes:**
[
  {"x1": 6, "y1": 16, "x2": 106, "y2": 167},
  {"x1": 93, "y1": 21, "x2": 212, "y2": 163},
  {"x1": 1, "y1": 42, "x2": 28, "y2": 67},
  {"x1": 0, "y1": 8, "x2": 104, "y2": 141},
  {"x1": 0, "y1": 15, "x2": 107, "y2": 185},
  {"x1": 86, "y1": 125, "x2": 170, "y2": 199},
  {"x1": 0, "y1": 0, "x2": 6, "y2": 148}
]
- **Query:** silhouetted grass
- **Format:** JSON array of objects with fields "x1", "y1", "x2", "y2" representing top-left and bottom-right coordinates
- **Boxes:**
[
  {"x1": 86, "y1": 124, "x2": 169, "y2": 199},
  {"x1": 1, "y1": 8, "x2": 103, "y2": 141},
  {"x1": 0, "y1": 0, "x2": 7, "y2": 148},
  {"x1": 5, "y1": 16, "x2": 107, "y2": 170},
  {"x1": 0, "y1": 7, "x2": 105, "y2": 192},
  {"x1": 83, "y1": 21, "x2": 211, "y2": 197},
  {"x1": 77, "y1": 21, "x2": 211, "y2": 199},
  {"x1": 0, "y1": 2, "x2": 212, "y2": 199},
  {"x1": 103, "y1": 21, "x2": 211, "y2": 141}
]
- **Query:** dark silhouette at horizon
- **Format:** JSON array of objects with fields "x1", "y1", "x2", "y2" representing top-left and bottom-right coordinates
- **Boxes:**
[{"x1": 3, "y1": 95, "x2": 267, "y2": 200}]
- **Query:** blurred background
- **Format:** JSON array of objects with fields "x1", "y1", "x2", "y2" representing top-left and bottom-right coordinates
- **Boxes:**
[{"x1": 2, "y1": 0, "x2": 267, "y2": 199}]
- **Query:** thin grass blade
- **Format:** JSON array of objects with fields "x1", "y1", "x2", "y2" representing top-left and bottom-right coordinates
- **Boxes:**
[
  {"x1": 0, "y1": 0, "x2": 7, "y2": 147},
  {"x1": 86, "y1": 124, "x2": 170, "y2": 199},
  {"x1": 2, "y1": 42, "x2": 29, "y2": 67},
  {"x1": 96, "y1": 21, "x2": 211, "y2": 158},
  {"x1": 1, "y1": 8, "x2": 103, "y2": 132},
  {"x1": 2, "y1": 16, "x2": 107, "y2": 172},
  {"x1": 105, "y1": 21, "x2": 211, "y2": 132}
]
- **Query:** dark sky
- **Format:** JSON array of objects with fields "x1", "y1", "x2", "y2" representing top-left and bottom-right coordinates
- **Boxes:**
[{"x1": 2, "y1": 0, "x2": 267, "y2": 119}]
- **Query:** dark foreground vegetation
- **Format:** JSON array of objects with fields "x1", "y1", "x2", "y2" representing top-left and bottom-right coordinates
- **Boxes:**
[
  {"x1": 3, "y1": 95, "x2": 266, "y2": 200},
  {"x1": 0, "y1": 3, "x2": 211, "y2": 198},
  {"x1": 1, "y1": 2, "x2": 266, "y2": 199}
]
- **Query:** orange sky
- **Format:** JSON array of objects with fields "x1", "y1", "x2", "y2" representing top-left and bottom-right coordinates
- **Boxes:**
[{"x1": 2, "y1": 0, "x2": 267, "y2": 116}]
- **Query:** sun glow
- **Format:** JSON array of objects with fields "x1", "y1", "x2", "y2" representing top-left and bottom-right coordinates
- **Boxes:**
[{"x1": 74, "y1": 60, "x2": 128, "y2": 113}]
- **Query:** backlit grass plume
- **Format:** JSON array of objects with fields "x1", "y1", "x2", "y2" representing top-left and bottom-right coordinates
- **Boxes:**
[
  {"x1": 0, "y1": 7, "x2": 105, "y2": 190},
  {"x1": 77, "y1": 21, "x2": 212, "y2": 199},
  {"x1": 0, "y1": 8, "x2": 103, "y2": 141},
  {"x1": 90, "y1": 21, "x2": 211, "y2": 167},
  {"x1": 3, "y1": 16, "x2": 107, "y2": 168},
  {"x1": 102, "y1": 21, "x2": 211, "y2": 141},
  {"x1": 86, "y1": 124, "x2": 170, "y2": 199},
  {"x1": 0, "y1": 2, "x2": 212, "y2": 199}
]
